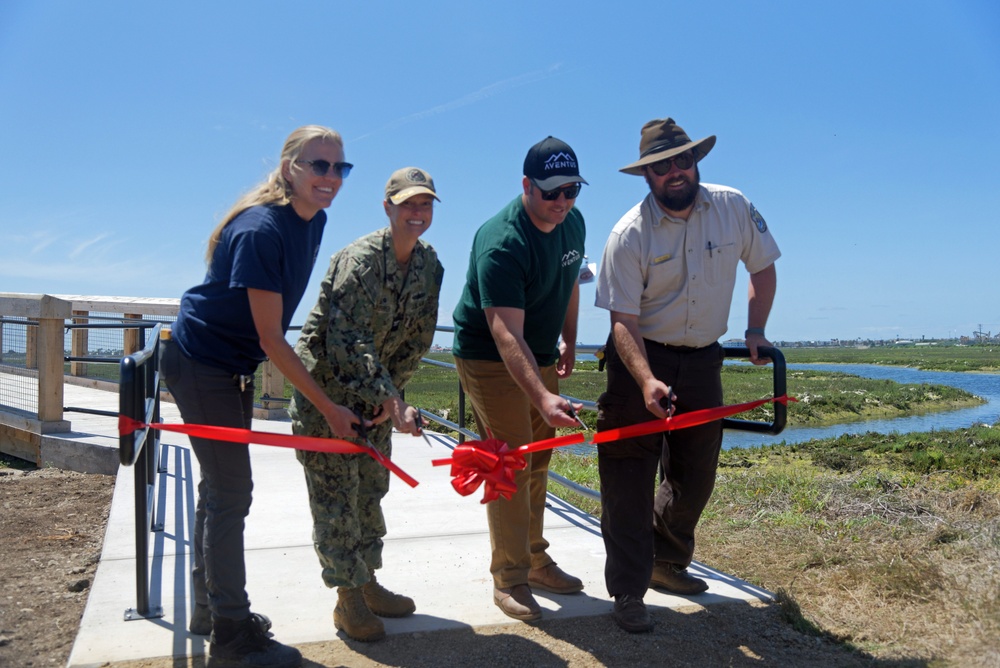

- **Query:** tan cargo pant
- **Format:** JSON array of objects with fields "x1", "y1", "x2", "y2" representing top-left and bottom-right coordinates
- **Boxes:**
[{"x1": 455, "y1": 358, "x2": 558, "y2": 589}]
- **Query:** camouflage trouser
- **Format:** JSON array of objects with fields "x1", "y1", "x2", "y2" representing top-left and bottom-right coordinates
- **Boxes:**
[{"x1": 294, "y1": 420, "x2": 393, "y2": 589}]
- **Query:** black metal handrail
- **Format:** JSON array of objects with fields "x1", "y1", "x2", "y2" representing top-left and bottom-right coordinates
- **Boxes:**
[
  {"x1": 721, "y1": 345, "x2": 787, "y2": 434},
  {"x1": 118, "y1": 324, "x2": 164, "y2": 621}
]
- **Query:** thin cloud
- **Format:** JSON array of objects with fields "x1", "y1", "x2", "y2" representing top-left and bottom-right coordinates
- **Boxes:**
[
  {"x1": 354, "y1": 64, "x2": 565, "y2": 141},
  {"x1": 69, "y1": 233, "x2": 112, "y2": 259},
  {"x1": 29, "y1": 232, "x2": 59, "y2": 255}
]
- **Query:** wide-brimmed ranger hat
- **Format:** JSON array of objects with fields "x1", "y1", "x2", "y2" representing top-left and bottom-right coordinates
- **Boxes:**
[
  {"x1": 385, "y1": 167, "x2": 440, "y2": 204},
  {"x1": 619, "y1": 118, "x2": 716, "y2": 176},
  {"x1": 524, "y1": 136, "x2": 589, "y2": 190}
]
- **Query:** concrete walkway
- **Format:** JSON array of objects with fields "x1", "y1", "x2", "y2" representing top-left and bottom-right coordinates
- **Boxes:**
[{"x1": 59, "y1": 384, "x2": 770, "y2": 666}]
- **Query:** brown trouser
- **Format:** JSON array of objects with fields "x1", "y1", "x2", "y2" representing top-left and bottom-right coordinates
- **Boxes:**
[
  {"x1": 596, "y1": 339, "x2": 724, "y2": 598},
  {"x1": 455, "y1": 358, "x2": 558, "y2": 589}
]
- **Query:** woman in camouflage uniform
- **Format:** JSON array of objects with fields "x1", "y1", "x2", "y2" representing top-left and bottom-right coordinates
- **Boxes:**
[{"x1": 290, "y1": 167, "x2": 444, "y2": 642}]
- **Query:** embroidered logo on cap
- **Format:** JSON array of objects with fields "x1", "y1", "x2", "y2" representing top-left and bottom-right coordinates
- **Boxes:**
[{"x1": 544, "y1": 152, "x2": 577, "y2": 171}]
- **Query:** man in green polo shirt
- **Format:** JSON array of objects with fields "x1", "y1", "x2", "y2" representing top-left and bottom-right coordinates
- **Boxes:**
[{"x1": 453, "y1": 136, "x2": 588, "y2": 622}]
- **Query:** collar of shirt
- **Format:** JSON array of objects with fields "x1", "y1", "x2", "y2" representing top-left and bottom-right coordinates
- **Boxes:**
[{"x1": 647, "y1": 185, "x2": 711, "y2": 227}]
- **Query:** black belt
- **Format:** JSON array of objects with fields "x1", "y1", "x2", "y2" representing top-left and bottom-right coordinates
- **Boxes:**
[{"x1": 644, "y1": 339, "x2": 705, "y2": 354}]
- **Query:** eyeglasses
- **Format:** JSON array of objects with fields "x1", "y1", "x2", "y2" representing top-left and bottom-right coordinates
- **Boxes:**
[
  {"x1": 297, "y1": 159, "x2": 353, "y2": 178},
  {"x1": 648, "y1": 152, "x2": 695, "y2": 176},
  {"x1": 539, "y1": 183, "x2": 582, "y2": 201}
]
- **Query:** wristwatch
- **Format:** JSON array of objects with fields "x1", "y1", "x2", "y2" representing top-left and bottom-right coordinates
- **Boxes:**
[{"x1": 745, "y1": 327, "x2": 765, "y2": 337}]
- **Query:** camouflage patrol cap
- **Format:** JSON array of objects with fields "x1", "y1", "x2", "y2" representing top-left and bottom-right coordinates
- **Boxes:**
[
  {"x1": 385, "y1": 167, "x2": 440, "y2": 205},
  {"x1": 620, "y1": 118, "x2": 716, "y2": 176}
]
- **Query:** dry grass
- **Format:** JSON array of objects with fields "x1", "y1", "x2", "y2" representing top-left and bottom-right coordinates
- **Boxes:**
[
  {"x1": 700, "y1": 463, "x2": 1000, "y2": 665},
  {"x1": 547, "y1": 424, "x2": 1000, "y2": 666}
]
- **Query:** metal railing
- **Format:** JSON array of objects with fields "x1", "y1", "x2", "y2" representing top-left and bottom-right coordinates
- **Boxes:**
[{"x1": 118, "y1": 324, "x2": 165, "y2": 620}]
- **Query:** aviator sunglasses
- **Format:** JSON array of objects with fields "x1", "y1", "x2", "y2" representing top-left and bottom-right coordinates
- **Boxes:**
[
  {"x1": 539, "y1": 182, "x2": 582, "y2": 201},
  {"x1": 297, "y1": 159, "x2": 353, "y2": 179},
  {"x1": 649, "y1": 151, "x2": 695, "y2": 176}
]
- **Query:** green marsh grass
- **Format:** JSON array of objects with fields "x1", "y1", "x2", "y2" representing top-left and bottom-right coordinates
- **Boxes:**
[{"x1": 783, "y1": 343, "x2": 1000, "y2": 372}]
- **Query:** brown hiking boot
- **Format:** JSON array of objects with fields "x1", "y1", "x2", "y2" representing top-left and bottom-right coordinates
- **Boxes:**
[
  {"x1": 649, "y1": 563, "x2": 709, "y2": 595},
  {"x1": 362, "y1": 573, "x2": 416, "y2": 618},
  {"x1": 493, "y1": 584, "x2": 542, "y2": 621},
  {"x1": 528, "y1": 563, "x2": 584, "y2": 594},
  {"x1": 334, "y1": 587, "x2": 385, "y2": 642}
]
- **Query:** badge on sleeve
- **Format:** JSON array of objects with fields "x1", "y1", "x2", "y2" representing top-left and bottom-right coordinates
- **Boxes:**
[{"x1": 750, "y1": 204, "x2": 768, "y2": 233}]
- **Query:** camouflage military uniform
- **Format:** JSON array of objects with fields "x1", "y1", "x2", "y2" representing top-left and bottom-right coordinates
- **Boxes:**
[{"x1": 290, "y1": 227, "x2": 443, "y2": 589}]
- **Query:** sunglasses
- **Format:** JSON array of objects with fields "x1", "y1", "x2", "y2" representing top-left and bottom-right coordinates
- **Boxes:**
[
  {"x1": 539, "y1": 183, "x2": 582, "y2": 201},
  {"x1": 648, "y1": 152, "x2": 695, "y2": 176},
  {"x1": 297, "y1": 159, "x2": 353, "y2": 178}
]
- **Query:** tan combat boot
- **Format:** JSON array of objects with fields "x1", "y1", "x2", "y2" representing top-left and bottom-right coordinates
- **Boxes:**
[
  {"x1": 362, "y1": 572, "x2": 416, "y2": 617},
  {"x1": 334, "y1": 587, "x2": 385, "y2": 642}
]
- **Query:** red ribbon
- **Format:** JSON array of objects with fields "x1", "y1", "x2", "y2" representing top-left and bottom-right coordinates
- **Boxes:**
[
  {"x1": 118, "y1": 416, "x2": 419, "y2": 488},
  {"x1": 432, "y1": 395, "x2": 795, "y2": 502},
  {"x1": 590, "y1": 395, "x2": 796, "y2": 445}
]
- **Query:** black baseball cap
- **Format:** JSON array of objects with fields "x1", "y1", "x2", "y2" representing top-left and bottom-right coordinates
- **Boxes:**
[{"x1": 523, "y1": 136, "x2": 588, "y2": 190}]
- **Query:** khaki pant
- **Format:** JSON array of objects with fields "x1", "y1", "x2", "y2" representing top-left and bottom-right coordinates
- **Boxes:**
[{"x1": 455, "y1": 358, "x2": 558, "y2": 589}]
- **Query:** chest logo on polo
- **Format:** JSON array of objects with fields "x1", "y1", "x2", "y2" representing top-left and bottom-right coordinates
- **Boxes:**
[
  {"x1": 562, "y1": 249, "x2": 581, "y2": 267},
  {"x1": 750, "y1": 204, "x2": 768, "y2": 233}
]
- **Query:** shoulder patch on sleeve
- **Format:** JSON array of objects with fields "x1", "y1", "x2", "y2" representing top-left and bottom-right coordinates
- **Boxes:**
[{"x1": 750, "y1": 204, "x2": 768, "y2": 233}]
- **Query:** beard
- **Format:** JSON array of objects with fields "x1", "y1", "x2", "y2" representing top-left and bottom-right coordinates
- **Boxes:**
[{"x1": 647, "y1": 165, "x2": 700, "y2": 213}]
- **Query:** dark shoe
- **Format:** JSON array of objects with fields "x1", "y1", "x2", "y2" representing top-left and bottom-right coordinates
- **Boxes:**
[
  {"x1": 334, "y1": 587, "x2": 386, "y2": 642},
  {"x1": 528, "y1": 563, "x2": 584, "y2": 594},
  {"x1": 493, "y1": 584, "x2": 542, "y2": 621},
  {"x1": 362, "y1": 573, "x2": 416, "y2": 617},
  {"x1": 208, "y1": 614, "x2": 300, "y2": 667},
  {"x1": 196, "y1": 608, "x2": 271, "y2": 638},
  {"x1": 189, "y1": 603, "x2": 212, "y2": 636},
  {"x1": 649, "y1": 563, "x2": 709, "y2": 595},
  {"x1": 613, "y1": 594, "x2": 653, "y2": 633}
]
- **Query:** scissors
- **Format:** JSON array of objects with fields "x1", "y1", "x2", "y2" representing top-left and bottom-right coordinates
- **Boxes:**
[
  {"x1": 415, "y1": 407, "x2": 434, "y2": 448},
  {"x1": 565, "y1": 402, "x2": 589, "y2": 431},
  {"x1": 351, "y1": 411, "x2": 380, "y2": 455},
  {"x1": 660, "y1": 391, "x2": 673, "y2": 418}
]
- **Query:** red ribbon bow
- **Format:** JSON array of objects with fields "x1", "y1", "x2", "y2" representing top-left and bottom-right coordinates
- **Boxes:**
[{"x1": 441, "y1": 438, "x2": 523, "y2": 503}]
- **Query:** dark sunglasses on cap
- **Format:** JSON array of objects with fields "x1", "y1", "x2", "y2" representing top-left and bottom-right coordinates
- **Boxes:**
[
  {"x1": 297, "y1": 159, "x2": 353, "y2": 179},
  {"x1": 539, "y1": 182, "x2": 582, "y2": 201},
  {"x1": 648, "y1": 151, "x2": 695, "y2": 176}
]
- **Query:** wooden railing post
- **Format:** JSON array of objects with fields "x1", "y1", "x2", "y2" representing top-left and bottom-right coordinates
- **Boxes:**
[
  {"x1": 123, "y1": 313, "x2": 143, "y2": 355},
  {"x1": 34, "y1": 295, "x2": 72, "y2": 425},
  {"x1": 258, "y1": 360, "x2": 287, "y2": 418},
  {"x1": 71, "y1": 310, "x2": 89, "y2": 376},
  {"x1": 26, "y1": 325, "x2": 38, "y2": 369}
]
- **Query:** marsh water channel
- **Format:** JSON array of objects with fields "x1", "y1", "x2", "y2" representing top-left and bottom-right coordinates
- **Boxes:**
[
  {"x1": 722, "y1": 363, "x2": 1000, "y2": 450},
  {"x1": 569, "y1": 363, "x2": 1000, "y2": 454}
]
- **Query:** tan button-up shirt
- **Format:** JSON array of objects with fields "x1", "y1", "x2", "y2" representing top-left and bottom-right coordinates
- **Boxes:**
[{"x1": 595, "y1": 184, "x2": 780, "y2": 348}]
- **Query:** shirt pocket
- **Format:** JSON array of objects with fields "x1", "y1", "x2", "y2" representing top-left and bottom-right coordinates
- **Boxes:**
[
  {"x1": 703, "y1": 241, "x2": 738, "y2": 287},
  {"x1": 645, "y1": 255, "x2": 685, "y2": 295}
]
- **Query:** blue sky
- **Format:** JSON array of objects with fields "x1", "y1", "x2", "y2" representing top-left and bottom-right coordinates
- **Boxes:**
[{"x1": 2, "y1": 1, "x2": 998, "y2": 346}]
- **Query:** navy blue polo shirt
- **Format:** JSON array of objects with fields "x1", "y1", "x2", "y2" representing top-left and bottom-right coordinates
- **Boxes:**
[{"x1": 172, "y1": 203, "x2": 326, "y2": 375}]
